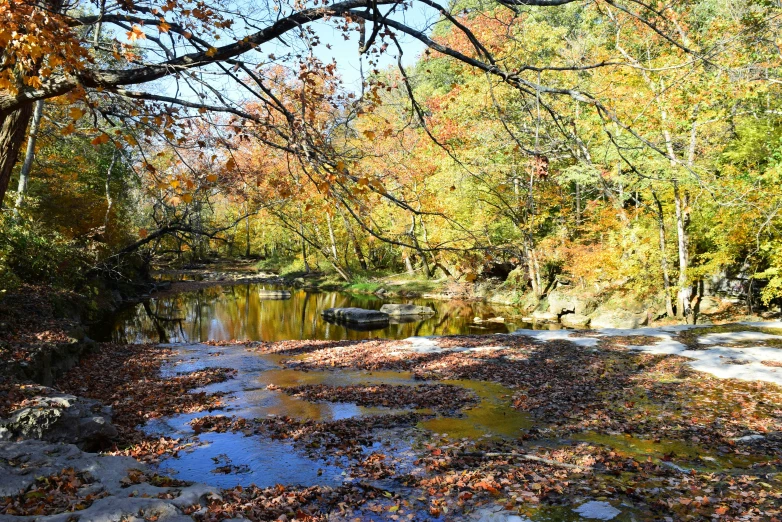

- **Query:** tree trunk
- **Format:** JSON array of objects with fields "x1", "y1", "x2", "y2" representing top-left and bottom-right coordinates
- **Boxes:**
[
  {"x1": 326, "y1": 212, "x2": 339, "y2": 263},
  {"x1": 525, "y1": 242, "x2": 541, "y2": 297},
  {"x1": 409, "y1": 215, "x2": 431, "y2": 278},
  {"x1": 404, "y1": 253, "x2": 414, "y2": 275},
  {"x1": 13, "y1": 100, "x2": 44, "y2": 215},
  {"x1": 653, "y1": 192, "x2": 675, "y2": 318},
  {"x1": 104, "y1": 150, "x2": 117, "y2": 228},
  {"x1": 245, "y1": 211, "x2": 251, "y2": 257},
  {"x1": 673, "y1": 181, "x2": 692, "y2": 321},
  {"x1": 340, "y1": 209, "x2": 367, "y2": 271},
  {"x1": 0, "y1": 104, "x2": 34, "y2": 207}
]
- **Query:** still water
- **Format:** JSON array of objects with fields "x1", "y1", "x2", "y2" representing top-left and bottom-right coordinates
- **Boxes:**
[{"x1": 92, "y1": 283, "x2": 522, "y2": 343}]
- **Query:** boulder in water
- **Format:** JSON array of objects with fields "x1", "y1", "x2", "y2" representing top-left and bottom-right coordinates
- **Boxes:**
[{"x1": 322, "y1": 307, "x2": 390, "y2": 325}]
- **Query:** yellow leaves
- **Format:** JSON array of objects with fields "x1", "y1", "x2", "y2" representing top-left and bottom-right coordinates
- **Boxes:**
[
  {"x1": 138, "y1": 228, "x2": 149, "y2": 239},
  {"x1": 69, "y1": 107, "x2": 85, "y2": 120},
  {"x1": 127, "y1": 25, "x2": 146, "y2": 42},
  {"x1": 24, "y1": 76, "x2": 43, "y2": 89},
  {"x1": 363, "y1": 130, "x2": 376, "y2": 140},
  {"x1": 181, "y1": 193, "x2": 193, "y2": 203},
  {"x1": 158, "y1": 20, "x2": 171, "y2": 33},
  {"x1": 205, "y1": 47, "x2": 218, "y2": 58},
  {"x1": 225, "y1": 157, "x2": 236, "y2": 171},
  {"x1": 61, "y1": 123, "x2": 76, "y2": 136},
  {"x1": 335, "y1": 160, "x2": 346, "y2": 173},
  {"x1": 206, "y1": 174, "x2": 218, "y2": 182},
  {"x1": 357, "y1": 177, "x2": 369, "y2": 186}
]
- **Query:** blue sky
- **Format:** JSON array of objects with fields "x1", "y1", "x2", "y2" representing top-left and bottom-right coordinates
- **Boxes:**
[{"x1": 304, "y1": 4, "x2": 434, "y2": 90}]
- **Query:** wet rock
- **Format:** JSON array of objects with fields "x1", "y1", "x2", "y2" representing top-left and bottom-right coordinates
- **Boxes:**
[
  {"x1": 0, "y1": 440, "x2": 219, "y2": 521},
  {"x1": 560, "y1": 313, "x2": 591, "y2": 328},
  {"x1": 573, "y1": 500, "x2": 621, "y2": 520},
  {"x1": 0, "y1": 390, "x2": 117, "y2": 448},
  {"x1": 379, "y1": 304, "x2": 434, "y2": 317},
  {"x1": 322, "y1": 307, "x2": 390, "y2": 325}
]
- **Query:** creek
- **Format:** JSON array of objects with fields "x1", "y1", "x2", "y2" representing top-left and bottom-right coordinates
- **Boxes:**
[{"x1": 91, "y1": 282, "x2": 526, "y2": 343}]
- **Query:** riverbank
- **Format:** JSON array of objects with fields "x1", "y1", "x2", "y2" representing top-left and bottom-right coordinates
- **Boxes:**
[{"x1": 151, "y1": 260, "x2": 778, "y2": 332}]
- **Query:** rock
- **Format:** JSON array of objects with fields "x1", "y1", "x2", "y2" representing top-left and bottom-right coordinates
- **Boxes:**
[
  {"x1": 379, "y1": 304, "x2": 435, "y2": 317},
  {"x1": 374, "y1": 288, "x2": 388, "y2": 296},
  {"x1": 485, "y1": 316, "x2": 505, "y2": 323},
  {"x1": 731, "y1": 434, "x2": 765, "y2": 442},
  {"x1": 322, "y1": 307, "x2": 390, "y2": 325},
  {"x1": 257, "y1": 289, "x2": 291, "y2": 299},
  {"x1": 0, "y1": 391, "x2": 117, "y2": 448},
  {"x1": 589, "y1": 311, "x2": 648, "y2": 329},
  {"x1": 698, "y1": 296, "x2": 722, "y2": 314},
  {"x1": 531, "y1": 310, "x2": 558, "y2": 323},
  {"x1": 547, "y1": 290, "x2": 596, "y2": 316},
  {"x1": 473, "y1": 317, "x2": 483, "y2": 323},
  {"x1": 0, "y1": 440, "x2": 219, "y2": 521},
  {"x1": 560, "y1": 313, "x2": 591, "y2": 328}
]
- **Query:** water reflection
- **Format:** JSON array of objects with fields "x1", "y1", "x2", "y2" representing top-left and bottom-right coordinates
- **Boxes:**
[{"x1": 93, "y1": 283, "x2": 520, "y2": 343}]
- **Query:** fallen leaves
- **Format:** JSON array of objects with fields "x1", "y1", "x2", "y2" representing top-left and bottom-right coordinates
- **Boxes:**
[
  {"x1": 0, "y1": 468, "x2": 107, "y2": 516},
  {"x1": 282, "y1": 383, "x2": 479, "y2": 412},
  {"x1": 56, "y1": 343, "x2": 235, "y2": 458}
]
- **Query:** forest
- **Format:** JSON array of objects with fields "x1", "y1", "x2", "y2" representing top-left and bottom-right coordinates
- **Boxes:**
[{"x1": 1, "y1": 0, "x2": 782, "y2": 521}]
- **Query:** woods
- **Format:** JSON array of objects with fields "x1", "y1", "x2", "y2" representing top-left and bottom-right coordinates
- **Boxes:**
[
  {"x1": 2, "y1": 0, "x2": 782, "y2": 320},
  {"x1": 4, "y1": 2, "x2": 782, "y2": 521}
]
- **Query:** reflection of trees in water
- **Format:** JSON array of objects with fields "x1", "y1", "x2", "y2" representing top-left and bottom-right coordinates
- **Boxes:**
[{"x1": 106, "y1": 284, "x2": 515, "y2": 343}]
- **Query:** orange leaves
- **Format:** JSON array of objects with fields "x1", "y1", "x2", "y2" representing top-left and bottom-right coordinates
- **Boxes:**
[
  {"x1": 127, "y1": 25, "x2": 146, "y2": 42},
  {"x1": 0, "y1": 1, "x2": 88, "y2": 95},
  {"x1": 138, "y1": 228, "x2": 149, "y2": 239},
  {"x1": 90, "y1": 133, "x2": 110, "y2": 146}
]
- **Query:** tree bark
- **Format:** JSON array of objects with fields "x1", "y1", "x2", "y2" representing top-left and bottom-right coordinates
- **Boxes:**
[
  {"x1": 0, "y1": 104, "x2": 34, "y2": 207},
  {"x1": 338, "y1": 206, "x2": 367, "y2": 270},
  {"x1": 13, "y1": 100, "x2": 43, "y2": 215},
  {"x1": 673, "y1": 181, "x2": 692, "y2": 320},
  {"x1": 653, "y1": 192, "x2": 675, "y2": 318}
]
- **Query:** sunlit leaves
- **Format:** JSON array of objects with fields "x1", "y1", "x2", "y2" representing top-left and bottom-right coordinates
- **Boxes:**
[{"x1": 126, "y1": 25, "x2": 146, "y2": 41}]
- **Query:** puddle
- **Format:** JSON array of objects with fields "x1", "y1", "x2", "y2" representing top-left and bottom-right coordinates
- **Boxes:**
[
  {"x1": 421, "y1": 380, "x2": 533, "y2": 439},
  {"x1": 573, "y1": 431, "x2": 766, "y2": 471}
]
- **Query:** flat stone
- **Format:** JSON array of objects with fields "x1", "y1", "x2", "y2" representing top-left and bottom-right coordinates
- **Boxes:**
[
  {"x1": 379, "y1": 304, "x2": 435, "y2": 317},
  {"x1": 322, "y1": 307, "x2": 390, "y2": 325},
  {"x1": 0, "y1": 440, "x2": 220, "y2": 521},
  {"x1": 589, "y1": 311, "x2": 648, "y2": 329}
]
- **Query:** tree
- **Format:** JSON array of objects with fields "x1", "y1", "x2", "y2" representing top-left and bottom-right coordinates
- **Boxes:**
[{"x1": 0, "y1": 0, "x2": 706, "y2": 214}]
